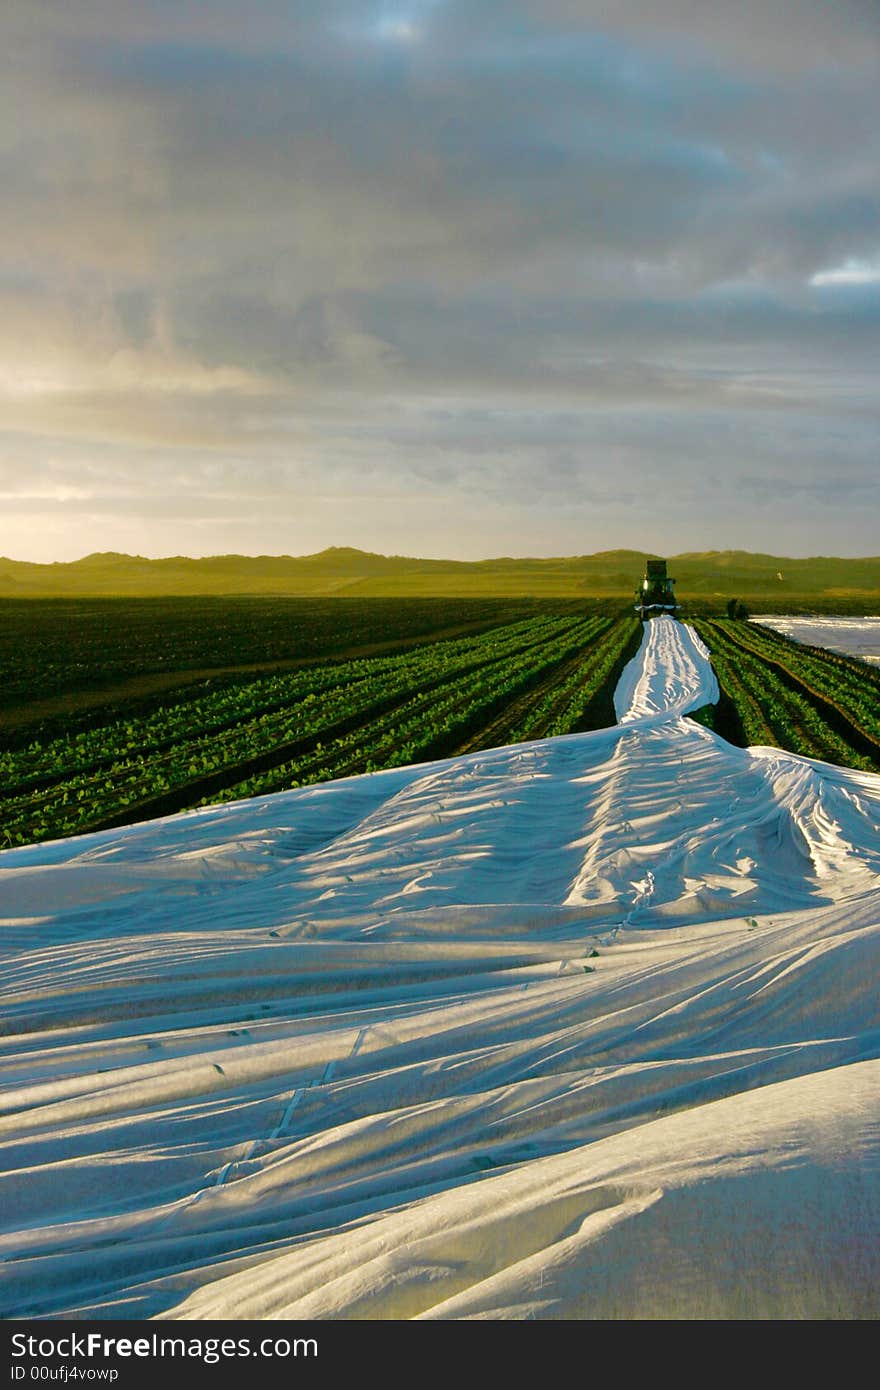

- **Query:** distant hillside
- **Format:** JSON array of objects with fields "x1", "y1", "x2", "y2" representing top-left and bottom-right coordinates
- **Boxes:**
[{"x1": 1, "y1": 546, "x2": 879, "y2": 606}]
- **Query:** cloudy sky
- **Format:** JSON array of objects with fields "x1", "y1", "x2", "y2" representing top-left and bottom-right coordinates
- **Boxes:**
[{"x1": 2, "y1": 1, "x2": 878, "y2": 562}]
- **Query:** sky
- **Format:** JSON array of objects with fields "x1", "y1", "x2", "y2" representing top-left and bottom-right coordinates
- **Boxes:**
[{"x1": 2, "y1": 0, "x2": 879, "y2": 563}]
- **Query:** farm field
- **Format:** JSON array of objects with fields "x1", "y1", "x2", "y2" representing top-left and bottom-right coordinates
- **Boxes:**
[
  {"x1": 5, "y1": 599, "x2": 880, "y2": 851},
  {"x1": 0, "y1": 595, "x2": 581, "y2": 719},
  {"x1": 693, "y1": 618, "x2": 880, "y2": 773},
  {"x1": 1, "y1": 609, "x2": 640, "y2": 849},
  {"x1": 2, "y1": 617, "x2": 877, "y2": 1320}
]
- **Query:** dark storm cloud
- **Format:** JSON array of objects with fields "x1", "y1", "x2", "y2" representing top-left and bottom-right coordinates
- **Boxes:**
[{"x1": 1, "y1": 2, "x2": 878, "y2": 560}]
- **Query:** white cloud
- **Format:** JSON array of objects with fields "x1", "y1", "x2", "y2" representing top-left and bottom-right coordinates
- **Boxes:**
[{"x1": 810, "y1": 257, "x2": 880, "y2": 287}]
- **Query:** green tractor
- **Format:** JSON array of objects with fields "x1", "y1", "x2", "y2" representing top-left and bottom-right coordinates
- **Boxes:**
[{"x1": 636, "y1": 558, "x2": 679, "y2": 619}]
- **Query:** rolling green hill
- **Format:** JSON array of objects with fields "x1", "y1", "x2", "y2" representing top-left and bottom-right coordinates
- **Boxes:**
[{"x1": 1, "y1": 546, "x2": 878, "y2": 607}]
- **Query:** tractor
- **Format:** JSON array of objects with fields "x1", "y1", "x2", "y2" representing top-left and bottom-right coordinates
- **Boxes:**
[{"x1": 635, "y1": 558, "x2": 679, "y2": 619}]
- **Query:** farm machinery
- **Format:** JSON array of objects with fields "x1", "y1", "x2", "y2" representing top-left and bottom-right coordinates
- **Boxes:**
[{"x1": 636, "y1": 558, "x2": 679, "y2": 619}]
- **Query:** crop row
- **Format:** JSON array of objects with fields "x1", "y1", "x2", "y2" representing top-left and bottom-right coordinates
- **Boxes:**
[
  {"x1": 0, "y1": 596, "x2": 556, "y2": 712},
  {"x1": 694, "y1": 620, "x2": 879, "y2": 771},
  {"x1": 707, "y1": 620, "x2": 880, "y2": 745},
  {"x1": 1, "y1": 614, "x2": 586, "y2": 794},
  {"x1": 199, "y1": 616, "x2": 640, "y2": 807},
  {"x1": 489, "y1": 615, "x2": 641, "y2": 746},
  {"x1": 2, "y1": 614, "x2": 625, "y2": 847}
]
